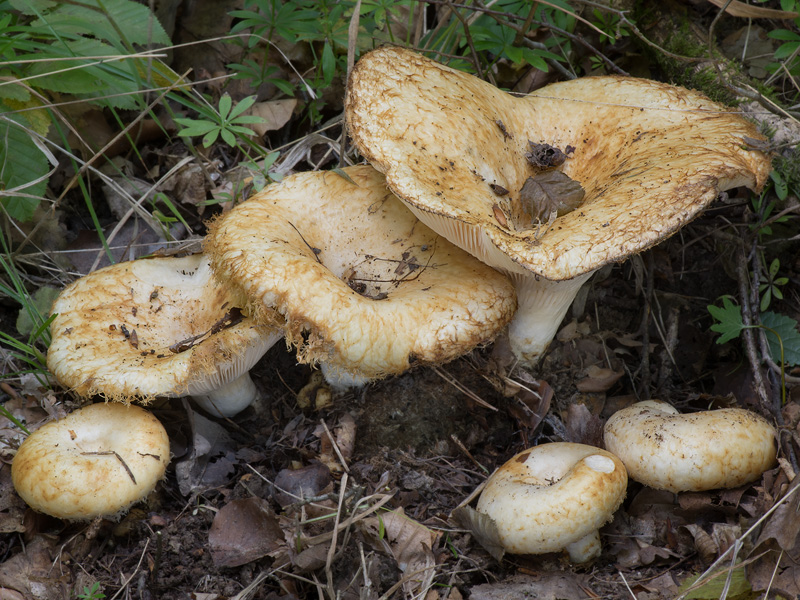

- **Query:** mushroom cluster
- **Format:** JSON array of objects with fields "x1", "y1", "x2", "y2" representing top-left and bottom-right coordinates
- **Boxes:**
[{"x1": 345, "y1": 46, "x2": 772, "y2": 365}]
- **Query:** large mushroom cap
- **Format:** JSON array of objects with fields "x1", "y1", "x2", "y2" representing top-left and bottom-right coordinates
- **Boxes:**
[
  {"x1": 47, "y1": 253, "x2": 280, "y2": 414},
  {"x1": 12, "y1": 403, "x2": 170, "y2": 520},
  {"x1": 475, "y1": 442, "x2": 628, "y2": 562},
  {"x1": 604, "y1": 400, "x2": 777, "y2": 492},
  {"x1": 204, "y1": 165, "x2": 516, "y2": 382},
  {"x1": 346, "y1": 46, "x2": 772, "y2": 363},
  {"x1": 346, "y1": 46, "x2": 771, "y2": 280}
]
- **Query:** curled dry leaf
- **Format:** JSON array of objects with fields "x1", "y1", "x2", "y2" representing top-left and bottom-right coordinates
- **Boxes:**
[
  {"x1": 208, "y1": 497, "x2": 284, "y2": 568},
  {"x1": 363, "y1": 508, "x2": 439, "y2": 598}
]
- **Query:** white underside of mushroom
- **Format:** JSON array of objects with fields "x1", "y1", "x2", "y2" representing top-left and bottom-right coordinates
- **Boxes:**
[{"x1": 402, "y1": 204, "x2": 592, "y2": 365}]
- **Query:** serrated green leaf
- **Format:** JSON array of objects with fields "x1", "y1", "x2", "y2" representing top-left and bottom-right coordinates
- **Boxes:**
[
  {"x1": 761, "y1": 311, "x2": 800, "y2": 367},
  {"x1": 32, "y1": 0, "x2": 170, "y2": 48},
  {"x1": 0, "y1": 115, "x2": 48, "y2": 221},
  {"x1": 0, "y1": 78, "x2": 31, "y2": 102},
  {"x1": 9, "y1": 0, "x2": 56, "y2": 14},
  {"x1": 707, "y1": 297, "x2": 744, "y2": 344}
]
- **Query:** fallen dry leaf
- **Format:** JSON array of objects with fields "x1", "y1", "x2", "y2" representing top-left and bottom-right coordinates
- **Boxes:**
[
  {"x1": 208, "y1": 497, "x2": 284, "y2": 568},
  {"x1": 469, "y1": 573, "x2": 592, "y2": 600},
  {"x1": 707, "y1": 0, "x2": 798, "y2": 18},
  {"x1": 575, "y1": 364, "x2": 624, "y2": 393},
  {"x1": 243, "y1": 99, "x2": 298, "y2": 137},
  {"x1": 363, "y1": 508, "x2": 439, "y2": 598}
]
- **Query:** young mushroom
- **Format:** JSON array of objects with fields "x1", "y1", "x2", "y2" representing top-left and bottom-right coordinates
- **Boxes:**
[
  {"x1": 345, "y1": 46, "x2": 772, "y2": 365},
  {"x1": 204, "y1": 165, "x2": 517, "y2": 386},
  {"x1": 603, "y1": 400, "x2": 777, "y2": 492},
  {"x1": 47, "y1": 253, "x2": 281, "y2": 417},
  {"x1": 474, "y1": 442, "x2": 628, "y2": 562},
  {"x1": 12, "y1": 403, "x2": 170, "y2": 520}
]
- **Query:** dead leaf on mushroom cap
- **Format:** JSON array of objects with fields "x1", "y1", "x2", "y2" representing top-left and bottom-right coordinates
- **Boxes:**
[{"x1": 346, "y1": 46, "x2": 772, "y2": 281}]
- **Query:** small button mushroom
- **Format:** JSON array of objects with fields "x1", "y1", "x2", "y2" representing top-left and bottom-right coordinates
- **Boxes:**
[
  {"x1": 12, "y1": 403, "x2": 170, "y2": 520},
  {"x1": 475, "y1": 442, "x2": 628, "y2": 562},
  {"x1": 603, "y1": 400, "x2": 777, "y2": 492},
  {"x1": 345, "y1": 46, "x2": 773, "y2": 365}
]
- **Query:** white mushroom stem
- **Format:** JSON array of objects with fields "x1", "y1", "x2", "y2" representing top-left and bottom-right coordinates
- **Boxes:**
[
  {"x1": 402, "y1": 203, "x2": 593, "y2": 366},
  {"x1": 507, "y1": 272, "x2": 593, "y2": 364},
  {"x1": 191, "y1": 373, "x2": 259, "y2": 418},
  {"x1": 476, "y1": 443, "x2": 627, "y2": 562},
  {"x1": 320, "y1": 362, "x2": 371, "y2": 391}
]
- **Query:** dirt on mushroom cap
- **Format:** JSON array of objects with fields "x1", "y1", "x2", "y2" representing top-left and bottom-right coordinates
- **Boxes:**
[
  {"x1": 12, "y1": 403, "x2": 170, "y2": 520},
  {"x1": 46, "y1": 254, "x2": 277, "y2": 403},
  {"x1": 345, "y1": 46, "x2": 772, "y2": 281},
  {"x1": 203, "y1": 165, "x2": 517, "y2": 380}
]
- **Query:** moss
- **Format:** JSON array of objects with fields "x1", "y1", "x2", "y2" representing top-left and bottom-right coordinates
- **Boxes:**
[{"x1": 631, "y1": 1, "x2": 741, "y2": 104}]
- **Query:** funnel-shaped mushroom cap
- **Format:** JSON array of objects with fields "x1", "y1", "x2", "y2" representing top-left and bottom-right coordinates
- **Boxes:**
[
  {"x1": 346, "y1": 46, "x2": 772, "y2": 362},
  {"x1": 12, "y1": 403, "x2": 170, "y2": 520},
  {"x1": 204, "y1": 165, "x2": 516, "y2": 382},
  {"x1": 47, "y1": 253, "x2": 281, "y2": 414},
  {"x1": 476, "y1": 442, "x2": 628, "y2": 562}
]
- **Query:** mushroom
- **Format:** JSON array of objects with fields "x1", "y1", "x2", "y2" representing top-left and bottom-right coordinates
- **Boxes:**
[
  {"x1": 12, "y1": 402, "x2": 170, "y2": 520},
  {"x1": 47, "y1": 253, "x2": 281, "y2": 417},
  {"x1": 474, "y1": 442, "x2": 628, "y2": 562},
  {"x1": 603, "y1": 400, "x2": 777, "y2": 492},
  {"x1": 345, "y1": 46, "x2": 772, "y2": 365},
  {"x1": 204, "y1": 165, "x2": 516, "y2": 386}
]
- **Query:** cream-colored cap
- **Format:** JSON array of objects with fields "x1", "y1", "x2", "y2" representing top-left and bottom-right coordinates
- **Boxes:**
[
  {"x1": 47, "y1": 253, "x2": 281, "y2": 416},
  {"x1": 12, "y1": 403, "x2": 170, "y2": 520},
  {"x1": 476, "y1": 442, "x2": 628, "y2": 562},
  {"x1": 604, "y1": 400, "x2": 777, "y2": 492},
  {"x1": 204, "y1": 165, "x2": 516, "y2": 382},
  {"x1": 345, "y1": 46, "x2": 772, "y2": 363}
]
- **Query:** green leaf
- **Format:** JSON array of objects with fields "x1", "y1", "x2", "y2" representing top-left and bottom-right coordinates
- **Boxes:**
[
  {"x1": 761, "y1": 311, "x2": 800, "y2": 367},
  {"x1": 201, "y1": 129, "x2": 220, "y2": 148},
  {"x1": 770, "y1": 169, "x2": 788, "y2": 200},
  {"x1": 321, "y1": 41, "x2": 336, "y2": 86},
  {"x1": 678, "y1": 566, "x2": 751, "y2": 599},
  {"x1": 228, "y1": 95, "x2": 257, "y2": 120},
  {"x1": 0, "y1": 113, "x2": 48, "y2": 221},
  {"x1": 767, "y1": 29, "x2": 800, "y2": 41},
  {"x1": 174, "y1": 118, "x2": 218, "y2": 137},
  {"x1": 707, "y1": 297, "x2": 744, "y2": 344},
  {"x1": 31, "y1": 0, "x2": 170, "y2": 48},
  {"x1": 218, "y1": 94, "x2": 232, "y2": 120}
]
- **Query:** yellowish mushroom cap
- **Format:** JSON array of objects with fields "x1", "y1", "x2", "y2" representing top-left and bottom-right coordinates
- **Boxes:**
[
  {"x1": 12, "y1": 403, "x2": 170, "y2": 520},
  {"x1": 476, "y1": 442, "x2": 628, "y2": 562},
  {"x1": 204, "y1": 165, "x2": 516, "y2": 382},
  {"x1": 604, "y1": 400, "x2": 777, "y2": 492},
  {"x1": 47, "y1": 253, "x2": 281, "y2": 416},
  {"x1": 345, "y1": 46, "x2": 772, "y2": 362}
]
